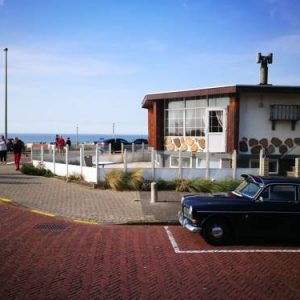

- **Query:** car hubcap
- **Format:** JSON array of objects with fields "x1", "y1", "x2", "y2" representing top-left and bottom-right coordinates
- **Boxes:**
[{"x1": 211, "y1": 225, "x2": 223, "y2": 238}]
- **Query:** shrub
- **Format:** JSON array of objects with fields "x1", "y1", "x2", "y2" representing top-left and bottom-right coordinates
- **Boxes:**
[
  {"x1": 21, "y1": 163, "x2": 53, "y2": 177},
  {"x1": 140, "y1": 179, "x2": 152, "y2": 191},
  {"x1": 188, "y1": 178, "x2": 214, "y2": 193},
  {"x1": 176, "y1": 179, "x2": 192, "y2": 192},
  {"x1": 156, "y1": 179, "x2": 177, "y2": 191},
  {"x1": 105, "y1": 169, "x2": 143, "y2": 191},
  {"x1": 210, "y1": 178, "x2": 241, "y2": 193}
]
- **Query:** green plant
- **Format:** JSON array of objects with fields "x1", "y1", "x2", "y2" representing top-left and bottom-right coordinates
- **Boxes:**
[
  {"x1": 187, "y1": 178, "x2": 214, "y2": 193},
  {"x1": 176, "y1": 179, "x2": 192, "y2": 192},
  {"x1": 105, "y1": 169, "x2": 143, "y2": 191},
  {"x1": 156, "y1": 179, "x2": 177, "y2": 191},
  {"x1": 140, "y1": 179, "x2": 152, "y2": 191},
  {"x1": 20, "y1": 163, "x2": 53, "y2": 177},
  {"x1": 210, "y1": 178, "x2": 241, "y2": 193}
]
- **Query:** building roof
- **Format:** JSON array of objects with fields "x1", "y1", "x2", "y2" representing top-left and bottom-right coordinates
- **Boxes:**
[{"x1": 142, "y1": 84, "x2": 300, "y2": 109}]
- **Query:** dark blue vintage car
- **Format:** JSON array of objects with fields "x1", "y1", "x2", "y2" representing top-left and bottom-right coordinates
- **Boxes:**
[{"x1": 179, "y1": 174, "x2": 300, "y2": 245}]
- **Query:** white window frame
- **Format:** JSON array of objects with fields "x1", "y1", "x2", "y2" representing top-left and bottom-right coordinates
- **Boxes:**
[
  {"x1": 249, "y1": 159, "x2": 279, "y2": 174},
  {"x1": 169, "y1": 155, "x2": 192, "y2": 168}
]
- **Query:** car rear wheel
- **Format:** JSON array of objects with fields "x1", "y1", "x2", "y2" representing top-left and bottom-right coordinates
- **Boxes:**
[{"x1": 202, "y1": 218, "x2": 233, "y2": 246}]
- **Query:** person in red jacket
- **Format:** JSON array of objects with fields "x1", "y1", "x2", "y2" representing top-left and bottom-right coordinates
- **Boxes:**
[
  {"x1": 12, "y1": 137, "x2": 23, "y2": 171},
  {"x1": 57, "y1": 136, "x2": 66, "y2": 153}
]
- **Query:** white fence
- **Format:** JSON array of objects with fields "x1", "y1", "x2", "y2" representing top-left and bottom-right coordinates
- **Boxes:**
[{"x1": 31, "y1": 144, "x2": 259, "y2": 184}]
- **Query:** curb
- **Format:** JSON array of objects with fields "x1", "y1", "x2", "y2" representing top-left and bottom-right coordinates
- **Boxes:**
[{"x1": 0, "y1": 198, "x2": 179, "y2": 226}]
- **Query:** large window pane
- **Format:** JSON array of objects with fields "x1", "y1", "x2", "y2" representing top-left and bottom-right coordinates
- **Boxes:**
[{"x1": 168, "y1": 100, "x2": 184, "y2": 109}]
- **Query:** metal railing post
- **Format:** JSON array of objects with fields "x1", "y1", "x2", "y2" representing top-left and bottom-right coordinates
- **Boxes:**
[
  {"x1": 30, "y1": 145, "x2": 33, "y2": 162},
  {"x1": 205, "y1": 150, "x2": 210, "y2": 180},
  {"x1": 80, "y1": 147, "x2": 83, "y2": 176},
  {"x1": 295, "y1": 158, "x2": 300, "y2": 178},
  {"x1": 53, "y1": 145, "x2": 56, "y2": 174},
  {"x1": 65, "y1": 145, "x2": 69, "y2": 178},
  {"x1": 132, "y1": 143, "x2": 135, "y2": 161},
  {"x1": 142, "y1": 142, "x2": 145, "y2": 161},
  {"x1": 232, "y1": 150, "x2": 237, "y2": 180},
  {"x1": 95, "y1": 144, "x2": 99, "y2": 184},
  {"x1": 178, "y1": 150, "x2": 182, "y2": 179},
  {"x1": 151, "y1": 149, "x2": 155, "y2": 180},
  {"x1": 41, "y1": 145, "x2": 44, "y2": 164},
  {"x1": 123, "y1": 149, "x2": 127, "y2": 172}
]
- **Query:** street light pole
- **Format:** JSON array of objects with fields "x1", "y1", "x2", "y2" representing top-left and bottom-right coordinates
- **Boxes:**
[
  {"x1": 3, "y1": 48, "x2": 8, "y2": 140},
  {"x1": 76, "y1": 124, "x2": 79, "y2": 145}
]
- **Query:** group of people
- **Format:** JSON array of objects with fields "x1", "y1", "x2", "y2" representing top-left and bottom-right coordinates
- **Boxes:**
[
  {"x1": 55, "y1": 135, "x2": 71, "y2": 151},
  {"x1": 0, "y1": 135, "x2": 24, "y2": 170}
]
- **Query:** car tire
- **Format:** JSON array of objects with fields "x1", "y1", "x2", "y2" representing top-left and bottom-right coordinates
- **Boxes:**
[{"x1": 202, "y1": 218, "x2": 233, "y2": 246}]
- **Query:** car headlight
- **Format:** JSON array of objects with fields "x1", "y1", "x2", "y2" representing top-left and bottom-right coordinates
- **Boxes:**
[{"x1": 189, "y1": 206, "x2": 193, "y2": 215}]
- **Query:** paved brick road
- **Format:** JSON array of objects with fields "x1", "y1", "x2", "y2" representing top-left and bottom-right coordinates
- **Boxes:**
[
  {"x1": 1, "y1": 202, "x2": 300, "y2": 300},
  {"x1": 0, "y1": 164, "x2": 182, "y2": 224}
]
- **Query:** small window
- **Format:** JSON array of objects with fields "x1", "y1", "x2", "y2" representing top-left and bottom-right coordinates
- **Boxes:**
[
  {"x1": 209, "y1": 111, "x2": 223, "y2": 133},
  {"x1": 269, "y1": 159, "x2": 278, "y2": 174},
  {"x1": 170, "y1": 156, "x2": 192, "y2": 168},
  {"x1": 249, "y1": 159, "x2": 278, "y2": 175}
]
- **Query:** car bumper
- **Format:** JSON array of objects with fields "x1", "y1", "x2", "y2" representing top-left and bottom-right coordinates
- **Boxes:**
[{"x1": 178, "y1": 211, "x2": 202, "y2": 233}]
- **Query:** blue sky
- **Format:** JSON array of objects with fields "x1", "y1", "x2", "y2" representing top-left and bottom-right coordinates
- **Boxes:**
[{"x1": 0, "y1": 0, "x2": 300, "y2": 135}]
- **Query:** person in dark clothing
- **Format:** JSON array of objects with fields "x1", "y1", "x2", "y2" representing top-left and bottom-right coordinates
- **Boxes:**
[
  {"x1": 13, "y1": 137, "x2": 23, "y2": 170},
  {"x1": 66, "y1": 137, "x2": 71, "y2": 147},
  {"x1": 0, "y1": 135, "x2": 8, "y2": 164}
]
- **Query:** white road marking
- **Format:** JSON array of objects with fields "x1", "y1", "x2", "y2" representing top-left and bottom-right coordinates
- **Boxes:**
[{"x1": 164, "y1": 226, "x2": 300, "y2": 254}]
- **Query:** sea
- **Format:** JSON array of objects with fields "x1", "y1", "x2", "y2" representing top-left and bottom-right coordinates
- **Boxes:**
[{"x1": 7, "y1": 133, "x2": 148, "y2": 144}]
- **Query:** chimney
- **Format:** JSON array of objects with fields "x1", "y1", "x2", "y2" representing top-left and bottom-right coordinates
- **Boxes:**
[{"x1": 256, "y1": 52, "x2": 273, "y2": 85}]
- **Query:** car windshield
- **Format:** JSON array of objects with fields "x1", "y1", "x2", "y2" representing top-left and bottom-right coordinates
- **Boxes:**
[{"x1": 233, "y1": 180, "x2": 261, "y2": 198}]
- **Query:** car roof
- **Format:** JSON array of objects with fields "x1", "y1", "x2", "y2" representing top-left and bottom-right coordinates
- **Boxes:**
[
  {"x1": 242, "y1": 174, "x2": 300, "y2": 186},
  {"x1": 102, "y1": 138, "x2": 128, "y2": 142}
]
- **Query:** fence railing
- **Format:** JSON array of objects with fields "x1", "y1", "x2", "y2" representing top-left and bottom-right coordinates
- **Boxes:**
[{"x1": 30, "y1": 144, "x2": 263, "y2": 183}]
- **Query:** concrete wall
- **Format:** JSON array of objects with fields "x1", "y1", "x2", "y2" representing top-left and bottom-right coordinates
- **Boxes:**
[
  {"x1": 34, "y1": 160, "x2": 257, "y2": 184},
  {"x1": 239, "y1": 93, "x2": 300, "y2": 155}
]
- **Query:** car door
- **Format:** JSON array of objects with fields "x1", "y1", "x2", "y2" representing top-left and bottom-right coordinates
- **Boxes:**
[{"x1": 252, "y1": 184, "x2": 299, "y2": 237}]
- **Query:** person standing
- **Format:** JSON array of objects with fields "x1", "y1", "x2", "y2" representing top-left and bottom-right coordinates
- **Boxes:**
[
  {"x1": 66, "y1": 137, "x2": 71, "y2": 148},
  {"x1": 12, "y1": 137, "x2": 23, "y2": 170},
  {"x1": 58, "y1": 136, "x2": 65, "y2": 153},
  {"x1": 55, "y1": 134, "x2": 59, "y2": 147},
  {"x1": 0, "y1": 135, "x2": 8, "y2": 165}
]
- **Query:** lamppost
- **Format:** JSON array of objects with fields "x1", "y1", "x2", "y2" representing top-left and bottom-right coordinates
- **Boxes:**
[
  {"x1": 76, "y1": 124, "x2": 79, "y2": 145},
  {"x1": 3, "y1": 48, "x2": 8, "y2": 140}
]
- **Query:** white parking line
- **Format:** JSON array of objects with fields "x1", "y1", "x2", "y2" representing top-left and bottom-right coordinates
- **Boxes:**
[{"x1": 164, "y1": 226, "x2": 300, "y2": 254}]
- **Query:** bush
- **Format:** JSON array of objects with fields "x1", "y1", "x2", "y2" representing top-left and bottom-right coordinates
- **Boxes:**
[
  {"x1": 21, "y1": 163, "x2": 53, "y2": 177},
  {"x1": 104, "y1": 171, "x2": 241, "y2": 193},
  {"x1": 156, "y1": 179, "x2": 177, "y2": 191},
  {"x1": 210, "y1": 178, "x2": 241, "y2": 193},
  {"x1": 105, "y1": 169, "x2": 143, "y2": 191},
  {"x1": 175, "y1": 178, "x2": 241, "y2": 193}
]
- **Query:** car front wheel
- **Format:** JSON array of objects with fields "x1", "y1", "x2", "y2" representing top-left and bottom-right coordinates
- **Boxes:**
[{"x1": 202, "y1": 218, "x2": 233, "y2": 246}]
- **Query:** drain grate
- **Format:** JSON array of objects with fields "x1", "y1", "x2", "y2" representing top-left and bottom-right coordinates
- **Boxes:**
[{"x1": 34, "y1": 223, "x2": 68, "y2": 232}]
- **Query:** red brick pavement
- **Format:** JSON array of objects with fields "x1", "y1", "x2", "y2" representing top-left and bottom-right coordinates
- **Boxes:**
[{"x1": 1, "y1": 202, "x2": 300, "y2": 300}]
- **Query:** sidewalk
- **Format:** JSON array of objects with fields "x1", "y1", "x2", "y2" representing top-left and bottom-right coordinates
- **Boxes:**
[{"x1": 0, "y1": 164, "x2": 182, "y2": 224}]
